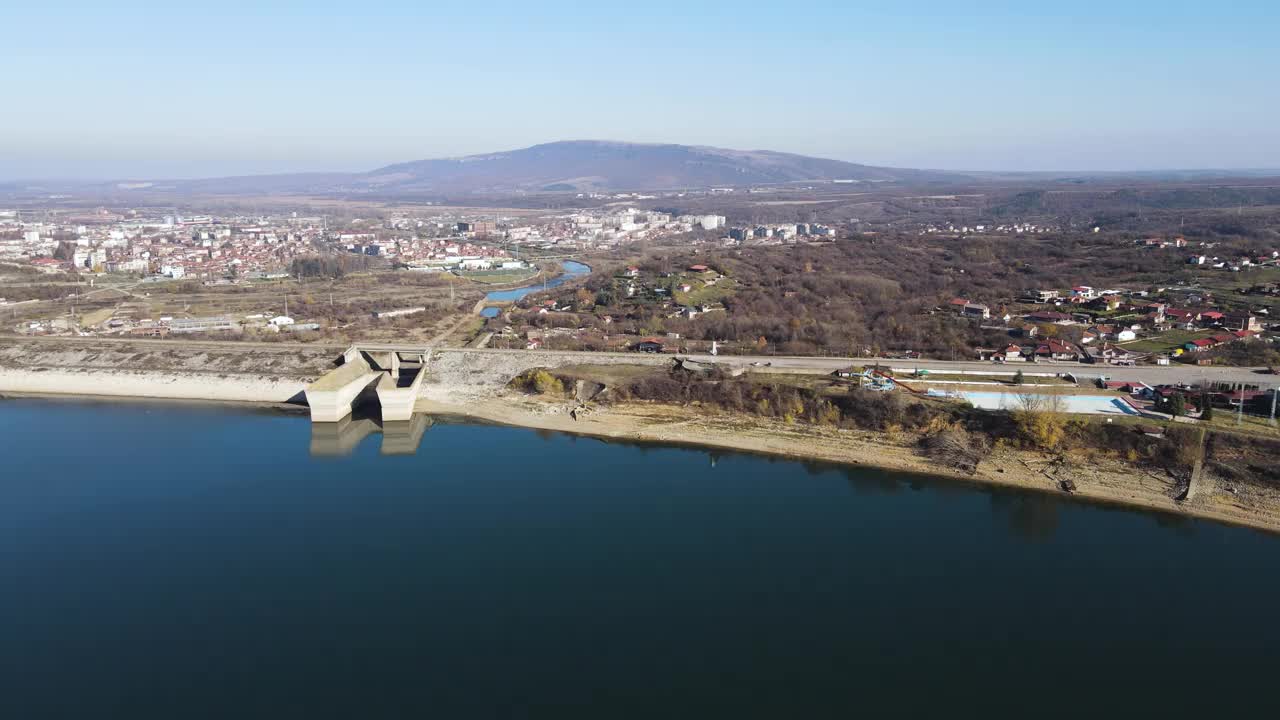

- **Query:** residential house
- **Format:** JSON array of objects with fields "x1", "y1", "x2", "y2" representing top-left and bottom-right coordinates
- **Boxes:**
[
  {"x1": 1223, "y1": 312, "x2": 1262, "y2": 332},
  {"x1": 1164, "y1": 308, "x2": 1200, "y2": 329},
  {"x1": 997, "y1": 344, "x2": 1026, "y2": 362},
  {"x1": 1034, "y1": 339, "x2": 1082, "y2": 361},
  {"x1": 1142, "y1": 302, "x2": 1167, "y2": 318},
  {"x1": 1198, "y1": 311, "x2": 1225, "y2": 326},
  {"x1": 1027, "y1": 310, "x2": 1073, "y2": 324},
  {"x1": 1102, "y1": 380, "x2": 1152, "y2": 395},
  {"x1": 1185, "y1": 338, "x2": 1219, "y2": 352},
  {"x1": 1091, "y1": 343, "x2": 1138, "y2": 365},
  {"x1": 632, "y1": 338, "x2": 668, "y2": 353}
]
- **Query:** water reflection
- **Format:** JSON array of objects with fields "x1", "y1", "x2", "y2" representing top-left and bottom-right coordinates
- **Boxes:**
[
  {"x1": 988, "y1": 492, "x2": 1062, "y2": 542},
  {"x1": 842, "y1": 467, "x2": 907, "y2": 496},
  {"x1": 323, "y1": 416, "x2": 1210, "y2": 542},
  {"x1": 309, "y1": 411, "x2": 434, "y2": 457}
]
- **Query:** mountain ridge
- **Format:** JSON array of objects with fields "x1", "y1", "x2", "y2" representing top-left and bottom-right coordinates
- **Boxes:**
[
  {"x1": 75, "y1": 140, "x2": 963, "y2": 196},
  {"x1": 356, "y1": 140, "x2": 963, "y2": 192}
]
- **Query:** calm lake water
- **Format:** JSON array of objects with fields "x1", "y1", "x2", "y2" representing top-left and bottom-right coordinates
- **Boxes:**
[
  {"x1": 2, "y1": 398, "x2": 1277, "y2": 718},
  {"x1": 481, "y1": 259, "x2": 590, "y2": 317}
]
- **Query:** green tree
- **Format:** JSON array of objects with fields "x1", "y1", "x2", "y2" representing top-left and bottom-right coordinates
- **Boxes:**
[
  {"x1": 1012, "y1": 369, "x2": 1025, "y2": 386},
  {"x1": 1199, "y1": 390, "x2": 1214, "y2": 421}
]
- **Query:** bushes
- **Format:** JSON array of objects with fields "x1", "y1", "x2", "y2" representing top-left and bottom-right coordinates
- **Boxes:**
[
  {"x1": 509, "y1": 368, "x2": 566, "y2": 397},
  {"x1": 609, "y1": 368, "x2": 967, "y2": 431},
  {"x1": 1010, "y1": 393, "x2": 1068, "y2": 451},
  {"x1": 511, "y1": 235, "x2": 1210, "y2": 359},
  {"x1": 920, "y1": 425, "x2": 991, "y2": 474}
]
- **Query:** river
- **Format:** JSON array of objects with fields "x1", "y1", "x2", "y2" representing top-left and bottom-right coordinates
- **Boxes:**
[
  {"x1": 2, "y1": 399, "x2": 1277, "y2": 717},
  {"x1": 480, "y1": 260, "x2": 590, "y2": 317}
]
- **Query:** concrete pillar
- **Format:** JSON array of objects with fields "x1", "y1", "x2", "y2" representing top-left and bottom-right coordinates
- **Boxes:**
[
  {"x1": 375, "y1": 371, "x2": 420, "y2": 422},
  {"x1": 305, "y1": 355, "x2": 381, "y2": 422}
]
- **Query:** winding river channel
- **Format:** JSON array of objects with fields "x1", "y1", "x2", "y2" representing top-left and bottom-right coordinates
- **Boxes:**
[{"x1": 480, "y1": 260, "x2": 591, "y2": 317}]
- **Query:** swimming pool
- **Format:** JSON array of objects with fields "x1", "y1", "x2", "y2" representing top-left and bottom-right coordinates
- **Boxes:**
[{"x1": 955, "y1": 391, "x2": 1140, "y2": 415}]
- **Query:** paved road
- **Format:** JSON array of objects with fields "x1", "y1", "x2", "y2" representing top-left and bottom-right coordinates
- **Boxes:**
[
  {"x1": 685, "y1": 353, "x2": 1274, "y2": 386},
  {"x1": 439, "y1": 347, "x2": 1276, "y2": 387},
  {"x1": 0, "y1": 334, "x2": 348, "y2": 353},
  {"x1": 4, "y1": 335, "x2": 1275, "y2": 386}
]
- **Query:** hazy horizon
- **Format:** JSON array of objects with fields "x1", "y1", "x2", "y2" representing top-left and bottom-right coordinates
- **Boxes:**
[
  {"x1": 7, "y1": 139, "x2": 1280, "y2": 184},
  {"x1": 4, "y1": 1, "x2": 1278, "y2": 181}
]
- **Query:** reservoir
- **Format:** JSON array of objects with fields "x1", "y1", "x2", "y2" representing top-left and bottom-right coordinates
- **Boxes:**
[
  {"x1": 481, "y1": 259, "x2": 590, "y2": 317},
  {"x1": 2, "y1": 399, "x2": 1278, "y2": 717}
]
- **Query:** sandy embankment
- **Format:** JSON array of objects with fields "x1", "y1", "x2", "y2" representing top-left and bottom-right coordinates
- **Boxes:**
[
  {"x1": 0, "y1": 367, "x2": 309, "y2": 403},
  {"x1": 418, "y1": 391, "x2": 1280, "y2": 536},
  {"x1": 0, "y1": 338, "x2": 337, "y2": 403}
]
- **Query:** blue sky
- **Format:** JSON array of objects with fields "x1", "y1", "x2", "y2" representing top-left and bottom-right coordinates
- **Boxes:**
[{"x1": 2, "y1": 0, "x2": 1278, "y2": 179}]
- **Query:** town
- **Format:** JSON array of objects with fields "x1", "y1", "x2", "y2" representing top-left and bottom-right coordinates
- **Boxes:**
[{"x1": 4, "y1": 200, "x2": 1279, "y2": 373}]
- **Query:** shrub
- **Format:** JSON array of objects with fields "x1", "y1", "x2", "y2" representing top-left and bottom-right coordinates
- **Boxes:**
[
  {"x1": 1011, "y1": 393, "x2": 1067, "y2": 451},
  {"x1": 920, "y1": 425, "x2": 990, "y2": 474},
  {"x1": 509, "y1": 368, "x2": 566, "y2": 397}
]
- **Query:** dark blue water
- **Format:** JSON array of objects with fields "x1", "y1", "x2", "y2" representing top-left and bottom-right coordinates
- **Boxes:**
[
  {"x1": 481, "y1": 260, "x2": 590, "y2": 317},
  {"x1": 2, "y1": 399, "x2": 1277, "y2": 718}
]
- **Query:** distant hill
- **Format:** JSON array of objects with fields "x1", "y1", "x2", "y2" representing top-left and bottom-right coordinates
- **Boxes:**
[
  {"x1": 112, "y1": 140, "x2": 965, "y2": 196},
  {"x1": 356, "y1": 140, "x2": 963, "y2": 192}
]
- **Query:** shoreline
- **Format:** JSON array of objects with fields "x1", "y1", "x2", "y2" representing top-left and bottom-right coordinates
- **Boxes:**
[
  {"x1": 0, "y1": 389, "x2": 308, "y2": 414},
  {"x1": 416, "y1": 394, "x2": 1280, "y2": 537},
  {"x1": 2, "y1": 362, "x2": 1277, "y2": 535},
  {"x1": 0, "y1": 367, "x2": 311, "y2": 404}
]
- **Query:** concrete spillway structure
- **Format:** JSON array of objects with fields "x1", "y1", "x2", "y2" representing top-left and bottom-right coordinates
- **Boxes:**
[
  {"x1": 369, "y1": 349, "x2": 427, "y2": 422},
  {"x1": 304, "y1": 353, "x2": 382, "y2": 422},
  {"x1": 305, "y1": 346, "x2": 429, "y2": 423},
  {"x1": 375, "y1": 368, "x2": 424, "y2": 421}
]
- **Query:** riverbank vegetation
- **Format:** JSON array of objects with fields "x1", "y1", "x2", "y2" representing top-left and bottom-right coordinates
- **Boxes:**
[{"x1": 509, "y1": 363, "x2": 1279, "y2": 496}]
